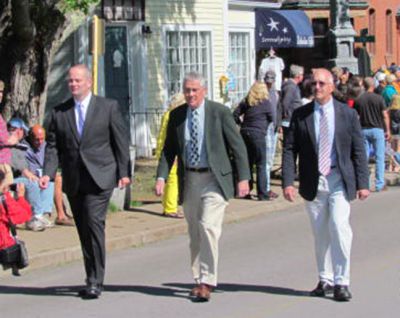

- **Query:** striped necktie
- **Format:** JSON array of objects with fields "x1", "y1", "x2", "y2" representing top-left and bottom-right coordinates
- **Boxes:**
[
  {"x1": 318, "y1": 107, "x2": 331, "y2": 176},
  {"x1": 189, "y1": 109, "x2": 200, "y2": 166}
]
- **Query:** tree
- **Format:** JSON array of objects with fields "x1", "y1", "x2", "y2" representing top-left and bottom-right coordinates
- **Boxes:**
[{"x1": 0, "y1": 0, "x2": 99, "y2": 124}]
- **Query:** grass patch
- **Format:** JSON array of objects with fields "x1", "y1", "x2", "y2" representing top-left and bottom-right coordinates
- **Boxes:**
[
  {"x1": 108, "y1": 202, "x2": 120, "y2": 213},
  {"x1": 131, "y1": 160, "x2": 159, "y2": 202}
]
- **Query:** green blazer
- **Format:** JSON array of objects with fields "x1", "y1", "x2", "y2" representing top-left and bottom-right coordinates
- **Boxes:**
[{"x1": 156, "y1": 100, "x2": 250, "y2": 203}]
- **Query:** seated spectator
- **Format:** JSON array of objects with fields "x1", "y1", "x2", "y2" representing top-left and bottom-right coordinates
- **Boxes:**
[
  {"x1": 7, "y1": 118, "x2": 52, "y2": 231},
  {"x1": 26, "y1": 125, "x2": 74, "y2": 226},
  {"x1": 53, "y1": 173, "x2": 74, "y2": 225}
]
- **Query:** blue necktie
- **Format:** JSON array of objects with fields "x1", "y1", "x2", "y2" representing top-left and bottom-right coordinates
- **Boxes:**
[
  {"x1": 189, "y1": 109, "x2": 200, "y2": 166},
  {"x1": 77, "y1": 103, "x2": 85, "y2": 137}
]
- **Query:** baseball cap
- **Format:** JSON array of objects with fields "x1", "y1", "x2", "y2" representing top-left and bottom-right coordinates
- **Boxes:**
[
  {"x1": 264, "y1": 70, "x2": 276, "y2": 83},
  {"x1": 376, "y1": 72, "x2": 386, "y2": 82},
  {"x1": 8, "y1": 118, "x2": 29, "y2": 134}
]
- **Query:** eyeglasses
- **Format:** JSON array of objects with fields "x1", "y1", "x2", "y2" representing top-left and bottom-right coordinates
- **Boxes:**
[{"x1": 311, "y1": 81, "x2": 328, "y2": 87}]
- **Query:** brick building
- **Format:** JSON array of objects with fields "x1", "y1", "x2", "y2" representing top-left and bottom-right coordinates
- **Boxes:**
[
  {"x1": 353, "y1": 1, "x2": 400, "y2": 72},
  {"x1": 282, "y1": 0, "x2": 400, "y2": 74}
]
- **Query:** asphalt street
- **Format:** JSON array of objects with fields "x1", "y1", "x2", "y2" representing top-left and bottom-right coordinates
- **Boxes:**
[{"x1": 0, "y1": 187, "x2": 399, "y2": 318}]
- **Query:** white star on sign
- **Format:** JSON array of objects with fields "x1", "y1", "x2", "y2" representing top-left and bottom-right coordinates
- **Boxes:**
[
  {"x1": 267, "y1": 18, "x2": 279, "y2": 32},
  {"x1": 283, "y1": 27, "x2": 288, "y2": 34}
]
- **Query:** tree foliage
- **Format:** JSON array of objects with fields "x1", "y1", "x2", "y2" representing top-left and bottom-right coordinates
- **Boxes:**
[
  {"x1": 0, "y1": 0, "x2": 99, "y2": 124},
  {"x1": 62, "y1": 0, "x2": 100, "y2": 14}
]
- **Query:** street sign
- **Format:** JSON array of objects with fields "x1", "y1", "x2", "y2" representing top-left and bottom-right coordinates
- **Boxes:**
[{"x1": 354, "y1": 35, "x2": 375, "y2": 43}]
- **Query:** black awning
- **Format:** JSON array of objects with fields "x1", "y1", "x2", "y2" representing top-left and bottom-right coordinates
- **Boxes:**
[{"x1": 256, "y1": 9, "x2": 314, "y2": 49}]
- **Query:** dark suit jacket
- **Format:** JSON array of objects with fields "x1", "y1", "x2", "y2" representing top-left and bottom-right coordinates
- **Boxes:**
[
  {"x1": 282, "y1": 99, "x2": 369, "y2": 201},
  {"x1": 43, "y1": 95, "x2": 130, "y2": 196},
  {"x1": 156, "y1": 100, "x2": 250, "y2": 203}
]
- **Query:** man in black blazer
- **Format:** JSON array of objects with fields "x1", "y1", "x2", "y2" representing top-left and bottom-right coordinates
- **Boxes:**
[
  {"x1": 155, "y1": 71, "x2": 250, "y2": 301},
  {"x1": 40, "y1": 64, "x2": 130, "y2": 299},
  {"x1": 282, "y1": 68, "x2": 369, "y2": 302}
]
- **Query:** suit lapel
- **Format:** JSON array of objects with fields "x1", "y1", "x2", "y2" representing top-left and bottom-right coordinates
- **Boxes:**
[
  {"x1": 333, "y1": 100, "x2": 344, "y2": 157},
  {"x1": 204, "y1": 100, "x2": 211, "y2": 155},
  {"x1": 65, "y1": 99, "x2": 80, "y2": 144},
  {"x1": 305, "y1": 102, "x2": 317, "y2": 153},
  {"x1": 176, "y1": 104, "x2": 188, "y2": 161}
]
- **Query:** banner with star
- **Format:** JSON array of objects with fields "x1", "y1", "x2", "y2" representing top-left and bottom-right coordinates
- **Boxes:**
[{"x1": 255, "y1": 9, "x2": 314, "y2": 49}]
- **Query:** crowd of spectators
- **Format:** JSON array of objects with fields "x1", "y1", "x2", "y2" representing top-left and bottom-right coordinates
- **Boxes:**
[
  {"x1": 0, "y1": 80, "x2": 74, "y2": 232},
  {"x1": 231, "y1": 61, "x2": 400, "y2": 198}
]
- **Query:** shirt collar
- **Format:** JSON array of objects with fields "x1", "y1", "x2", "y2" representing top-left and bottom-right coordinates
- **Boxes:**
[
  {"x1": 189, "y1": 100, "x2": 205, "y2": 112},
  {"x1": 314, "y1": 97, "x2": 334, "y2": 112},
  {"x1": 74, "y1": 92, "x2": 92, "y2": 109}
]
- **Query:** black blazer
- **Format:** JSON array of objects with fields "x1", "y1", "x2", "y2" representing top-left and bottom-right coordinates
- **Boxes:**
[
  {"x1": 44, "y1": 95, "x2": 130, "y2": 196},
  {"x1": 282, "y1": 99, "x2": 369, "y2": 201},
  {"x1": 157, "y1": 100, "x2": 250, "y2": 203}
]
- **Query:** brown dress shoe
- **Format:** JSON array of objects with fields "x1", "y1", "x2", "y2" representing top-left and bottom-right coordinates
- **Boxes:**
[
  {"x1": 196, "y1": 284, "x2": 212, "y2": 301},
  {"x1": 190, "y1": 285, "x2": 201, "y2": 297}
]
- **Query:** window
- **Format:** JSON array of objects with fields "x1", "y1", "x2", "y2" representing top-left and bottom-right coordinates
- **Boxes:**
[
  {"x1": 103, "y1": 0, "x2": 145, "y2": 21},
  {"x1": 368, "y1": 9, "x2": 376, "y2": 54},
  {"x1": 386, "y1": 10, "x2": 393, "y2": 54},
  {"x1": 166, "y1": 30, "x2": 212, "y2": 97},
  {"x1": 312, "y1": 18, "x2": 328, "y2": 36},
  {"x1": 228, "y1": 32, "x2": 251, "y2": 106}
]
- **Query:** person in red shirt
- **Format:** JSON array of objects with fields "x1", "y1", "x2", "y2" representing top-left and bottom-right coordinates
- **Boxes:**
[{"x1": 0, "y1": 172, "x2": 32, "y2": 250}]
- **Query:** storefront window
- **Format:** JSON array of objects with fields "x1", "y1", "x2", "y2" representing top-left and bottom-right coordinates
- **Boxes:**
[{"x1": 229, "y1": 32, "x2": 251, "y2": 106}]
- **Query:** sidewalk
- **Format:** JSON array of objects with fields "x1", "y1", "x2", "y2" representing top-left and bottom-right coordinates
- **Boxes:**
[{"x1": 3, "y1": 172, "x2": 400, "y2": 278}]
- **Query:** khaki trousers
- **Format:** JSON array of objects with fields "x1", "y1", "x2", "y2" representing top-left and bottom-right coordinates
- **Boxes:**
[{"x1": 183, "y1": 171, "x2": 228, "y2": 287}]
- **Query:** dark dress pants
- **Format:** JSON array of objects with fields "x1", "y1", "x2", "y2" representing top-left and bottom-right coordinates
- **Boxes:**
[
  {"x1": 68, "y1": 166, "x2": 113, "y2": 286},
  {"x1": 241, "y1": 130, "x2": 267, "y2": 199}
]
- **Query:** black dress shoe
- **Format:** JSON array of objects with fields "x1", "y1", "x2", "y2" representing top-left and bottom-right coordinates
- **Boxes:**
[
  {"x1": 310, "y1": 281, "x2": 334, "y2": 297},
  {"x1": 258, "y1": 195, "x2": 271, "y2": 201},
  {"x1": 78, "y1": 284, "x2": 103, "y2": 299},
  {"x1": 333, "y1": 285, "x2": 352, "y2": 301}
]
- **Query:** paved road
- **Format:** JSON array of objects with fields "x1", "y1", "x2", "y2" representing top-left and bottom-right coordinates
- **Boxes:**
[{"x1": 1, "y1": 188, "x2": 399, "y2": 318}]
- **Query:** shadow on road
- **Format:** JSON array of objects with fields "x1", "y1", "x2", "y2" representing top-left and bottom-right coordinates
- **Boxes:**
[
  {"x1": 0, "y1": 285, "x2": 83, "y2": 297},
  {"x1": 0, "y1": 284, "x2": 188, "y2": 299},
  {"x1": 164, "y1": 282, "x2": 310, "y2": 297},
  {"x1": 0, "y1": 282, "x2": 310, "y2": 300}
]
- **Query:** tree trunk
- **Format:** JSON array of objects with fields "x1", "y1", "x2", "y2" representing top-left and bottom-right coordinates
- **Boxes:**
[{"x1": 0, "y1": 0, "x2": 69, "y2": 125}]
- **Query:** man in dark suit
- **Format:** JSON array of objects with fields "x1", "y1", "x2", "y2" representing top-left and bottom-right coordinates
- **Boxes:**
[
  {"x1": 282, "y1": 68, "x2": 369, "y2": 302},
  {"x1": 40, "y1": 64, "x2": 130, "y2": 299},
  {"x1": 155, "y1": 71, "x2": 250, "y2": 302}
]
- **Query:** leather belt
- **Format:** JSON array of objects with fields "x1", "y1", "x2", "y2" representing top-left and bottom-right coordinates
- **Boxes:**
[{"x1": 186, "y1": 167, "x2": 211, "y2": 173}]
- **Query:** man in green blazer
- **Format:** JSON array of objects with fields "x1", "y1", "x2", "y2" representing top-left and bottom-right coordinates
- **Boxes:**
[{"x1": 155, "y1": 71, "x2": 250, "y2": 302}]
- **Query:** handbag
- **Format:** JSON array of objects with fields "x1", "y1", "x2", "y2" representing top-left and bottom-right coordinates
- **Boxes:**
[{"x1": 0, "y1": 194, "x2": 29, "y2": 274}]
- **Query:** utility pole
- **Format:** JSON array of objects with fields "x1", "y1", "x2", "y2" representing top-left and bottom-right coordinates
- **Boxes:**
[{"x1": 91, "y1": 15, "x2": 105, "y2": 94}]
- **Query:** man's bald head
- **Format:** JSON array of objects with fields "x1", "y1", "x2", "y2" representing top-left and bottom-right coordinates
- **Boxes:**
[{"x1": 30, "y1": 124, "x2": 46, "y2": 149}]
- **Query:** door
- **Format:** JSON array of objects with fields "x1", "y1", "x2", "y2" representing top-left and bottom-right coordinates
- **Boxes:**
[{"x1": 104, "y1": 25, "x2": 130, "y2": 121}]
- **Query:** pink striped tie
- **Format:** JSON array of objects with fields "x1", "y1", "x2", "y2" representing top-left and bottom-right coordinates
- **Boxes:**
[{"x1": 319, "y1": 107, "x2": 331, "y2": 176}]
